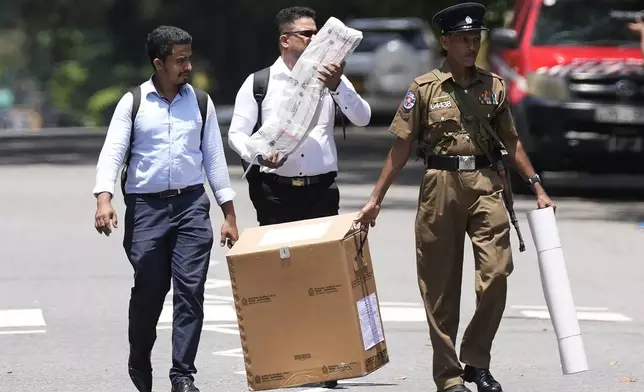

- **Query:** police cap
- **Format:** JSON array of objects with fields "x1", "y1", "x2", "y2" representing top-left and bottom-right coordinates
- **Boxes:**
[{"x1": 432, "y1": 2, "x2": 488, "y2": 35}]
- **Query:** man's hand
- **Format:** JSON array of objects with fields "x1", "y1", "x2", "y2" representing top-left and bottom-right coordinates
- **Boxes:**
[
  {"x1": 354, "y1": 199, "x2": 381, "y2": 231},
  {"x1": 534, "y1": 186, "x2": 556, "y2": 211},
  {"x1": 95, "y1": 193, "x2": 118, "y2": 236},
  {"x1": 258, "y1": 152, "x2": 287, "y2": 169},
  {"x1": 317, "y1": 61, "x2": 345, "y2": 91},
  {"x1": 628, "y1": 15, "x2": 644, "y2": 34},
  {"x1": 220, "y1": 216, "x2": 239, "y2": 249}
]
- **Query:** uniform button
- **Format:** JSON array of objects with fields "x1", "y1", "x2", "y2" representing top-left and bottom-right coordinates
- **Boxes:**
[
  {"x1": 441, "y1": 116, "x2": 445, "y2": 121},
  {"x1": 299, "y1": 172, "x2": 303, "y2": 175},
  {"x1": 464, "y1": 89, "x2": 468, "y2": 93},
  {"x1": 301, "y1": 154, "x2": 304, "y2": 157}
]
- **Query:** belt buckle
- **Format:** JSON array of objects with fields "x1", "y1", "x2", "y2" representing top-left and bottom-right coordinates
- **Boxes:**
[
  {"x1": 458, "y1": 155, "x2": 476, "y2": 171},
  {"x1": 291, "y1": 178, "x2": 305, "y2": 187},
  {"x1": 161, "y1": 188, "x2": 181, "y2": 198}
]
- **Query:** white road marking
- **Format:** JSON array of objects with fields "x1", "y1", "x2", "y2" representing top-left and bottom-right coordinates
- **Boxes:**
[
  {"x1": 0, "y1": 329, "x2": 46, "y2": 335},
  {"x1": 204, "y1": 279, "x2": 231, "y2": 290},
  {"x1": 205, "y1": 294, "x2": 234, "y2": 302},
  {"x1": 202, "y1": 324, "x2": 239, "y2": 335},
  {"x1": 512, "y1": 305, "x2": 609, "y2": 312},
  {"x1": 380, "y1": 306, "x2": 427, "y2": 322},
  {"x1": 520, "y1": 310, "x2": 632, "y2": 322},
  {"x1": 213, "y1": 348, "x2": 243, "y2": 357},
  {"x1": 379, "y1": 301, "x2": 422, "y2": 307},
  {"x1": 0, "y1": 309, "x2": 46, "y2": 328}
]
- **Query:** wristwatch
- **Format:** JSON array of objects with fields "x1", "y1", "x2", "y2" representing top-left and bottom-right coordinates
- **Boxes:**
[{"x1": 527, "y1": 173, "x2": 541, "y2": 188}]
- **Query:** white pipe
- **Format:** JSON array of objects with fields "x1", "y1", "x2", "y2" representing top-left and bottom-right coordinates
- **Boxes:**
[{"x1": 526, "y1": 206, "x2": 589, "y2": 375}]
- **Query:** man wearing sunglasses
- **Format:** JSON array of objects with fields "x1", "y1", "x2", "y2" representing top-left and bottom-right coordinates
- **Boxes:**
[{"x1": 228, "y1": 6, "x2": 371, "y2": 235}]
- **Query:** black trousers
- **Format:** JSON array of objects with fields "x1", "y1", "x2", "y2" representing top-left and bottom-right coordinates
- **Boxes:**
[
  {"x1": 122, "y1": 185, "x2": 213, "y2": 384},
  {"x1": 248, "y1": 171, "x2": 340, "y2": 226}
]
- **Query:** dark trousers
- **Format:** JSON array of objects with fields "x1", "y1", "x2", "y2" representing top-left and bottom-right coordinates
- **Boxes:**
[
  {"x1": 122, "y1": 185, "x2": 213, "y2": 384},
  {"x1": 248, "y1": 172, "x2": 340, "y2": 226}
]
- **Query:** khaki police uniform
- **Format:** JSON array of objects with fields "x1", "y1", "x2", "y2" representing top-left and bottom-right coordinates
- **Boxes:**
[{"x1": 389, "y1": 59, "x2": 516, "y2": 390}]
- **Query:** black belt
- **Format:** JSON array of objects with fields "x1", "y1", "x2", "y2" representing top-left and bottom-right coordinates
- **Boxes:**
[
  {"x1": 262, "y1": 171, "x2": 337, "y2": 187},
  {"x1": 425, "y1": 155, "x2": 492, "y2": 171},
  {"x1": 142, "y1": 184, "x2": 203, "y2": 198}
]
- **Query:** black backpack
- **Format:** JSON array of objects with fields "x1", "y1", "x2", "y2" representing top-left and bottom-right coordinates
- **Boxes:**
[
  {"x1": 120, "y1": 86, "x2": 209, "y2": 196},
  {"x1": 241, "y1": 66, "x2": 347, "y2": 184}
]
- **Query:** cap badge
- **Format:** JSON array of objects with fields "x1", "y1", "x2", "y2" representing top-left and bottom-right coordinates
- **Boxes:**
[{"x1": 465, "y1": 16, "x2": 473, "y2": 24}]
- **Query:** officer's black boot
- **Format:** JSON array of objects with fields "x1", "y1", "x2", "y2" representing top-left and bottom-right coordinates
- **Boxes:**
[{"x1": 463, "y1": 365, "x2": 503, "y2": 392}]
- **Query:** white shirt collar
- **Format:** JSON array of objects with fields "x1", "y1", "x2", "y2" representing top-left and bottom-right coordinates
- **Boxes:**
[{"x1": 270, "y1": 56, "x2": 292, "y2": 76}]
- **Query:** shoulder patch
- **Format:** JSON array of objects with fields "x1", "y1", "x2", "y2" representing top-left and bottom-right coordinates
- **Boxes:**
[{"x1": 403, "y1": 89, "x2": 417, "y2": 110}]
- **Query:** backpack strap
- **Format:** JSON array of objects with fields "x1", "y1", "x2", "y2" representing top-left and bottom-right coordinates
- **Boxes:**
[
  {"x1": 252, "y1": 66, "x2": 271, "y2": 135},
  {"x1": 194, "y1": 87, "x2": 209, "y2": 149},
  {"x1": 241, "y1": 66, "x2": 271, "y2": 176},
  {"x1": 120, "y1": 86, "x2": 141, "y2": 196}
]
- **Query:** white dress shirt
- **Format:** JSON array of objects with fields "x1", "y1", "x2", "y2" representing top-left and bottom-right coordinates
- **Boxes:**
[
  {"x1": 227, "y1": 57, "x2": 371, "y2": 177},
  {"x1": 93, "y1": 77, "x2": 236, "y2": 206}
]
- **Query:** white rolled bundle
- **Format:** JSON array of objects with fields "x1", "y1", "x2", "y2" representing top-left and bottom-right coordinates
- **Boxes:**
[
  {"x1": 526, "y1": 206, "x2": 589, "y2": 375},
  {"x1": 242, "y1": 17, "x2": 362, "y2": 178}
]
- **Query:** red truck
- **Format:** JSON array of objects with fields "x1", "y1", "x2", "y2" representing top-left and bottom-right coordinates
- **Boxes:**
[{"x1": 486, "y1": 0, "x2": 643, "y2": 190}]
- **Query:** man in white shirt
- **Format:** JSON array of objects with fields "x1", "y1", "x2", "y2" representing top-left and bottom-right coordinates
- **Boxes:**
[
  {"x1": 228, "y1": 6, "x2": 371, "y2": 228},
  {"x1": 92, "y1": 25, "x2": 238, "y2": 392}
]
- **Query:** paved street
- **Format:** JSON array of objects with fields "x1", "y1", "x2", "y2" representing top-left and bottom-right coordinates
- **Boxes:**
[{"x1": 0, "y1": 130, "x2": 643, "y2": 392}]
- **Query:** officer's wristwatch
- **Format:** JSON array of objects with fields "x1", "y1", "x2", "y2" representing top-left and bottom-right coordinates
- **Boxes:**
[{"x1": 527, "y1": 173, "x2": 541, "y2": 188}]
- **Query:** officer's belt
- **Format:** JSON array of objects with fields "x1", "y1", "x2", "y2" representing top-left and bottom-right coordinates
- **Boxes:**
[
  {"x1": 425, "y1": 155, "x2": 491, "y2": 171},
  {"x1": 262, "y1": 171, "x2": 337, "y2": 187}
]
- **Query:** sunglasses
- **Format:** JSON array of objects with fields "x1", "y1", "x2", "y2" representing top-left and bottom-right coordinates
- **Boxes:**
[{"x1": 284, "y1": 29, "x2": 317, "y2": 38}]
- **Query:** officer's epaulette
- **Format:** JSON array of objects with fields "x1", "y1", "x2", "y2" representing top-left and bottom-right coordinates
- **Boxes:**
[
  {"x1": 476, "y1": 66, "x2": 503, "y2": 82},
  {"x1": 414, "y1": 71, "x2": 442, "y2": 86}
]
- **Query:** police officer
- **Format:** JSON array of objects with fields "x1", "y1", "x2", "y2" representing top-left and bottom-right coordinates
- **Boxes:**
[{"x1": 355, "y1": 3, "x2": 555, "y2": 392}]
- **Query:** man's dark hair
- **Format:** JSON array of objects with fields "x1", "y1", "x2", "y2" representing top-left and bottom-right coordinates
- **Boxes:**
[
  {"x1": 146, "y1": 25, "x2": 192, "y2": 65},
  {"x1": 275, "y1": 6, "x2": 316, "y2": 34}
]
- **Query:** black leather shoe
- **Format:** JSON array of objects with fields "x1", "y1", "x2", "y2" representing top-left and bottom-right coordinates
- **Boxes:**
[
  {"x1": 322, "y1": 380, "x2": 338, "y2": 388},
  {"x1": 128, "y1": 352, "x2": 152, "y2": 392},
  {"x1": 439, "y1": 384, "x2": 472, "y2": 392},
  {"x1": 463, "y1": 365, "x2": 503, "y2": 392},
  {"x1": 171, "y1": 378, "x2": 200, "y2": 392}
]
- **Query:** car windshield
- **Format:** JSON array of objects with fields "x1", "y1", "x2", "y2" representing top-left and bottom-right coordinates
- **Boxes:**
[
  {"x1": 353, "y1": 28, "x2": 429, "y2": 52},
  {"x1": 532, "y1": 0, "x2": 643, "y2": 47}
]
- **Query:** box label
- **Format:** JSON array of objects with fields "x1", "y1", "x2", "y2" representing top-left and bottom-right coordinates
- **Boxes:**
[
  {"x1": 308, "y1": 284, "x2": 342, "y2": 296},
  {"x1": 357, "y1": 292, "x2": 385, "y2": 350},
  {"x1": 241, "y1": 294, "x2": 276, "y2": 306},
  {"x1": 365, "y1": 348, "x2": 389, "y2": 372}
]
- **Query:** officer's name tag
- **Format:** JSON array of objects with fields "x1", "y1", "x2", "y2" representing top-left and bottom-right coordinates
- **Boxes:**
[{"x1": 430, "y1": 96, "x2": 452, "y2": 110}]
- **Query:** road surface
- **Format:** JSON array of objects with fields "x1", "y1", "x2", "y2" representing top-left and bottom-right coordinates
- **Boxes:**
[{"x1": 0, "y1": 134, "x2": 643, "y2": 391}]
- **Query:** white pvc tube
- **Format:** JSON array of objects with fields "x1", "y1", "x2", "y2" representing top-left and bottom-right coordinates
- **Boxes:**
[{"x1": 526, "y1": 206, "x2": 589, "y2": 375}]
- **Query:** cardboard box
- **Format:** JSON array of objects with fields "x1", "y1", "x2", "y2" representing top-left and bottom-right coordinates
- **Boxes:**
[{"x1": 225, "y1": 212, "x2": 389, "y2": 390}]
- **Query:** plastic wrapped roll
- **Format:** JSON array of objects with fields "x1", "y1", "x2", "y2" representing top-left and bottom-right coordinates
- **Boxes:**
[{"x1": 526, "y1": 206, "x2": 589, "y2": 375}]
